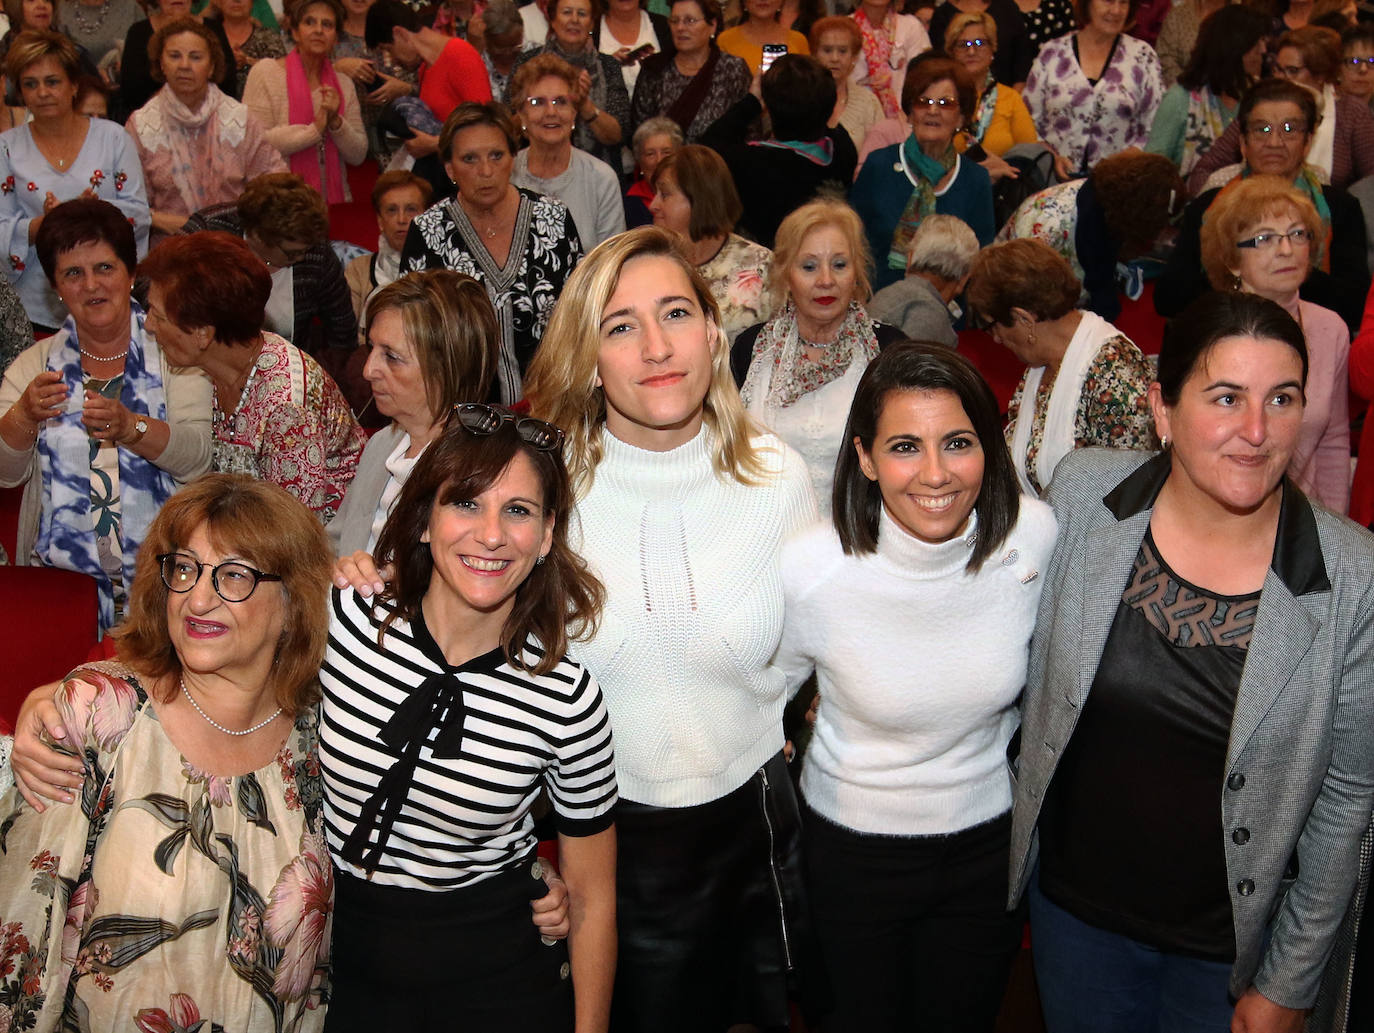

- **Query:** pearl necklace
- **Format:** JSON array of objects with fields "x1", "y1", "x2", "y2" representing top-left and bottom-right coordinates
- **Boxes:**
[
  {"x1": 181, "y1": 679, "x2": 283, "y2": 736},
  {"x1": 79, "y1": 345, "x2": 127, "y2": 361}
]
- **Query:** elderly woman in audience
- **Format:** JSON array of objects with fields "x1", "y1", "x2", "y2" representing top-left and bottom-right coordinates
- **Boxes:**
[
  {"x1": 630, "y1": 0, "x2": 750, "y2": 143},
  {"x1": 927, "y1": 0, "x2": 1029, "y2": 88},
  {"x1": 998, "y1": 151, "x2": 1184, "y2": 322},
  {"x1": 1145, "y1": 4, "x2": 1269, "y2": 178},
  {"x1": 126, "y1": 18, "x2": 285, "y2": 244},
  {"x1": 403, "y1": 101, "x2": 581, "y2": 405},
  {"x1": 1199, "y1": 176, "x2": 1350, "y2": 512},
  {"x1": 509, "y1": 54, "x2": 625, "y2": 250},
  {"x1": 0, "y1": 198, "x2": 211, "y2": 630},
  {"x1": 1188, "y1": 26, "x2": 1374, "y2": 193},
  {"x1": 243, "y1": 0, "x2": 368, "y2": 203},
  {"x1": 967, "y1": 237, "x2": 1154, "y2": 496},
  {"x1": 850, "y1": 0, "x2": 931, "y2": 119},
  {"x1": 185, "y1": 174, "x2": 360, "y2": 395},
  {"x1": 0, "y1": 474, "x2": 335, "y2": 1029},
  {"x1": 703, "y1": 53, "x2": 857, "y2": 247},
  {"x1": 117, "y1": 0, "x2": 238, "y2": 115},
  {"x1": 1011, "y1": 288, "x2": 1374, "y2": 1033},
  {"x1": 208, "y1": 0, "x2": 286, "y2": 96},
  {"x1": 623, "y1": 114, "x2": 680, "y2": 226},
  {"x1": 141, "y1": 231, "x2": 367, "y2": 524},
  {"x1": 944, "y1": 10, "x2": 1038, "y2": 182},
  {"x1": 509, "y1": 0, "x2": 629, "y2": 170},
  {"x1": 850, "y1": 57, "x2": 994, "y2": 291},
  {"x1": 717, "y1": 0, "x2": 810, "y2": 76},
  {"x1": 478, "y1": 0, "x2": 525, "y2": 98},
  {"x1": 734, "y1": 198, "x2": 904, "y2": 511},
  {"x1": 596, "y1": 0, "x2": 670, "y2": 98},
  {"x1": 810, "y1": 15, "x2": 882, "y2": 153},
  {"x1": 331, "y1": 269, "x2": 496, "y2": 555},
  {"x1": 779, "y1": 343, "x2": 1056, "y2": 1033},
  {"x1": 1156, "y1": 77, "x2": 1370, "y2": 331},
  {"x1": 345, "y1": 169, "x2": 432, "y2": 330},
  {"x1": 0, "y1": 30, "x2": 149, "y2": 333},
  {"x1": 651, "y1": 143, "x2": 771, "y2": 341},
  {"x1": 867, "y1": 212, "x2": 977, "y2": 347},
  {"x1": 1022, "y1": 0, "x2": 1162, "y2": 177},
  {"x1": 1339, "y1": 22, "x2": 1374, "y2": 111}
]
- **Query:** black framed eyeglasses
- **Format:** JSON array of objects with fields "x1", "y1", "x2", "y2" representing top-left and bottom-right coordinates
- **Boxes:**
[
  {"x1": 158, "y1": 553, "x2": 282, "y2": 603},
  {"x1": 1246, "y1": 119, "x2": 1309, "y2": 138},
  {"x1": 1348, "y1": 56, "x2": 1374, "y2": 68},
  {"x1": 1236, "y1": 227, "x2": 1315, "y2": 250},
  {"x1": 452, "y1": 403, "x2": 566, "y2": 452}
]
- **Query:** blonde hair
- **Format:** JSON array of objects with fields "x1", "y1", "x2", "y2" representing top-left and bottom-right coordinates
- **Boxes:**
[
  {"x1": 523, "y1": 226, "x2": 768, "y2": 494},
  {"x1": 944, "y1": 10, "x2": 997, "y2": 52},
  {"x1": 768, "y1": 197, "x2": 873, "y2": 311},
  {"x1": 1199, "y1": 175, "x2": 1323, "y2": 289}
]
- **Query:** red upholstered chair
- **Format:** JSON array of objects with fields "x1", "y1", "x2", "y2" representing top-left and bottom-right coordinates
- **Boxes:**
[{"x1": 0, "y1": 566, "x2": 100, "y2": 729}]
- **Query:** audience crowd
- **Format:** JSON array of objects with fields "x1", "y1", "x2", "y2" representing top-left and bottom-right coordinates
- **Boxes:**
[{"x1": 3, "y1": 0, "x2": 1374, "y2": 1027}]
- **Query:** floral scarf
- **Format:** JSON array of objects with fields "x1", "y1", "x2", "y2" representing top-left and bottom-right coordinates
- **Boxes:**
[
  {"x1": 889, "y1": 137, "x2": 955, "y2": 270},
  {"x1": 854, "y1": 6, "x2": 901, "y2": 119},
  {"x1": 285, "y1": 49, "x2": 348, "y2": 204},
  {"x1": 970, "y1": 74, "x2": 998, "y2": 144},
  {"x1": 1179, "y1": 86, "x2": 1230, "y2": 178},
  {"x1": 34, "y1": 307, "x2": 174, "y2": 630},
  {"x1": 741, "y1": 300, "x2": 880, "y2": 409},
  {"x1": 134, "y1": 84, "x2": 251, "y2": 216}
]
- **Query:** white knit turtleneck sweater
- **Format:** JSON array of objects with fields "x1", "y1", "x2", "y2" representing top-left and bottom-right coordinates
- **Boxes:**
[
  {"x1": 569, "y1": 424, "x2": 818, "y2": 808},
  {"x1": 778, "y1": 499, "x2": 1058, "y2": 836}
]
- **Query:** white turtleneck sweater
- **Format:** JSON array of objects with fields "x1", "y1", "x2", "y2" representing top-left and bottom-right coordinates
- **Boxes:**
[
  {"x1": 778, "y1": 499, "x2": 1058, "y2": 836},
  {"x1": 569, "y1": 424, "x2": 818, "y2": 808}
]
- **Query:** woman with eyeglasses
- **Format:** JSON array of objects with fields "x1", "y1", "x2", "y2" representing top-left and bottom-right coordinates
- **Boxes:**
[
  {"x1": 1156, "y1": 78, "x2": 1371, "y2": 333},
  {"x1": 1186, "y1": 25, "x2": 1374, "y2": 194},
  {"x1": 629, "y1": 0, "x2": 750, "y2": 144},
  {"x1": 943, "y1": 10, "x2": 1041, "y2": 182},
  {"x1": 509, "y1": 54, "x2": 626, "y2": 251},
  {"x1": 850, "y1": 57, "x2": 995, "y2": 291},
  {"x1": 1199, "y1": 175, "x2": 1351, "y2": 512},
  {"x1": 0, "y1": 474, "x2": 336, "y2": 1029},
  {"x1": 402, "y1": 102, "x2": 582, "y2": 405},
  {"x1": 139, "y1": 231, "x2": 367, "y2": 525},
  {"x1": 1338, "y1": 22, "x2": 1374, "y2": 113},
  {"x1": 1022, "y1": 0, "x2": 1162, "y2": 176}
]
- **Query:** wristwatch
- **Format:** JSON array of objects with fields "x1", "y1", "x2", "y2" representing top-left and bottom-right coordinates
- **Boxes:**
[{"x1": 127, "y1": 416, "x2": 149, "y2": 445}]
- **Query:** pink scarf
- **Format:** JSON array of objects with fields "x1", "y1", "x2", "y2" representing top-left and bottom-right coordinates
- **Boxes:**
[
  {"x1": 853, "y1": 7, "x2": 900, "y2": 119},
  {"x1": 285, "y1": 49, "x2": 347, "y2": 203}
]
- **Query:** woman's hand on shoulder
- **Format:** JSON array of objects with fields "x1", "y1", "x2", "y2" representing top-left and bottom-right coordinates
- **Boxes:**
[
  {"x1": 1230, "y1": 988, "x2": 1305, "y2": 1033},
  {"x1": 333, "y1": 550, "x2": 389, "y2": 597},
  {"x1": 11, "y1": 680, "x2": 83, "y2": 812}
]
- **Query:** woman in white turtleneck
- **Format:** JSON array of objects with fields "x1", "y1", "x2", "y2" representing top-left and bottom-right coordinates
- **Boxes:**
[{"x1": 775, "y1": 342, "x2": 1056, "y2": 1033}]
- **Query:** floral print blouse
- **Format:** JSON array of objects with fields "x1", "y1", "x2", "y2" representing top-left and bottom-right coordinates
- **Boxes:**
[
  {"x1": 698, "y1": 233, "x2": 773, "y2": 344},
  {"x1": 1004, "y1": 334, "x2": 1157, "y2": 494},
  {"x1": 1022, "y1": 32, "x2": 1162, "y2": 173},
  {"x1": 0, "y1": 662, "x2": 330, "y2": 1032}
]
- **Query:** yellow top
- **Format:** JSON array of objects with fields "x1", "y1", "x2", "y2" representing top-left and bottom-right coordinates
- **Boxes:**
[
  {"x1": 715, "y1": 26, "x2": 811, "y2": 75},
  {"x1": 956, "y1": 81, "x2": 1037, "y2": 157}
]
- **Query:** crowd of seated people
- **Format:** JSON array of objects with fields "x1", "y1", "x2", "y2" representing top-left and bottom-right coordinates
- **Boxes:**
[{"x1": 4, "y1": 0, "x2": 1374, "y2": 1029}]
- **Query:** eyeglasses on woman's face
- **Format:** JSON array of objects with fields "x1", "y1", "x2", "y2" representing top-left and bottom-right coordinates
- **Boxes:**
[
  {"x1": 1236, "y1": 227, "x2": 1314, "y2": 250},
  {"x1": 1245, "y1": 119, "x2": 1309, "y2": 139},
  {"x1": 158, "y1": 553, "x2": 282, "y2": 603}
]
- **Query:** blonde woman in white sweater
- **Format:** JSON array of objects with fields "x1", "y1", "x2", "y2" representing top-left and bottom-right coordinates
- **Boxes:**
[
  {"x1": 775, "y1": 342, "x2": 1057, "y2": 1033},
  {"x1": 523, "y1": 225, "x2": 821, "y2": 1033}
]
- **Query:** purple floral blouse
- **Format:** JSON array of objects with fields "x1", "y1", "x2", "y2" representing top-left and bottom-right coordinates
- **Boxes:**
[{"x1": 1022, "y1": 32, "x2": 1162, "y2": 173}]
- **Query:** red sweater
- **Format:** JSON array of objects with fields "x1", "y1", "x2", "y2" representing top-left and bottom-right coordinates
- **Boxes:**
[
  {"x1": 1348, "y1": 279, "x2": 1374, "y2": 528},
  {"x1": 419, "y1": 38, "x2": 493, "y2": 121}
]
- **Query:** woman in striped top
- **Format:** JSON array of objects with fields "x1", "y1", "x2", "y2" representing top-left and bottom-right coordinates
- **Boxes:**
[{"x1": 318, "y1": 404, "x2": 618, "y2": 1033}]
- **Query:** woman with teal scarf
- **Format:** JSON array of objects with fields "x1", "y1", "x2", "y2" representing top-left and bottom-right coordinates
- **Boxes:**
[{"x1": 849, "y1": 57, "x2": 995, "y2": 291}]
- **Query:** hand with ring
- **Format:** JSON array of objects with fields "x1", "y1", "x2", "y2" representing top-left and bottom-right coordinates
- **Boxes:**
[{"x1": 80, "y1": 391, "x2": 130, "y2": 443}]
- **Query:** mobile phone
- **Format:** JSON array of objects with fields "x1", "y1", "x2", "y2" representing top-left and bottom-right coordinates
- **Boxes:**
[
  {"x1": 621, "y1": 42, "x2": 656, "y2": 64},
  {"x1": 760, "y1": 43, "x2": 787, "y2": 72}
]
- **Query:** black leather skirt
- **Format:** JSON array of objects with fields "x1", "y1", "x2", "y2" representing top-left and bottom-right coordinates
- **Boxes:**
[{"x1": 610, "y1": 750, "x2": 825, "y2": 1033}]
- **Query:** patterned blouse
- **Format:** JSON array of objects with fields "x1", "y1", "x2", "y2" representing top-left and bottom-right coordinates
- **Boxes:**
[
  {"x1": 228, "y1": 22, "x2": 289, "y2": 98},
  {"x1": 0, "y1": 662, "x2": 330, "y2": 1031},
  {"x1": 1022, "y1": 31, "x2": 1162, "y2": 173},
  {"x1": 212, "y1": 332, "x2": 367, "y2": 524},
  {"x1": 1004, "y1": 333, "x2": 1156, "y2": 494},
  {"x1": 1019, "y1": 0, "x2": 1076, "y2": 54},
  {"x1": 698, "y1": 233, "x2": 773, "y2": 344},
  {"x1": 629, "y1": 50, "x2": 752, "y2": 143}
]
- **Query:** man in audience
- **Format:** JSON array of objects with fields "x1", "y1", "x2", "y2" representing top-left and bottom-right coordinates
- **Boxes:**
[{"x1": 867, "y1": 213, "x2": 978, "y2": 348}]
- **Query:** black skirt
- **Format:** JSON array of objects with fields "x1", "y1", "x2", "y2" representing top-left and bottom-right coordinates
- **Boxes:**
[
  {"x1": 610, "y1": 750, "x2": 826, "y2": 1033},
  {"x1": 323, "y1": 856, "x2": 573, "y2": 1032}
]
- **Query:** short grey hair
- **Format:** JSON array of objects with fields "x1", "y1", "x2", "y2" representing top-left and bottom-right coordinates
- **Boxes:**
[
  {"x1": 906, "y1": 214, "x2": 980, "y2": 281},
  {"x1": 632, "y1": 116, "x2": 685, "y2": 159},
  {"x1": 482, "y1": 0, "x2": 523, "y2": 37}
]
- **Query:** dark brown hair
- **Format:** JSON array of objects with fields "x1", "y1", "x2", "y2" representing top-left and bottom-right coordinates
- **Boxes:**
[
  {"x1": 373, "y1": 413, "x2": 603, "y2": 675},
  {"x1": 900, "y1": 56, "x2": 976, "y2": 122},
  {"x1": 148, "y1": 16, "x2": 227, "y2": 83},
  {"x1": 36, "y1": 197, "x2": 137, "y2": 286},
  {"x1": 651, "y1": 144, "x2": 741, "y2": 240},
  {"x1": 371, "y1": 168, "x2": 433, "y2": 213},
  {"x1": 1091, "y1": 151, "x2": 1186, "y2": 254},
  {"x1": 236, "y1": 172, "x2": 330, "y2": 247}
]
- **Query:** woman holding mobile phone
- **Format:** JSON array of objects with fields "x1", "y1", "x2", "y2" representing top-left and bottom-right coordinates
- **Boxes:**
[{"x1": 717, "y1": 0, "x2": 809, "y2": 75}]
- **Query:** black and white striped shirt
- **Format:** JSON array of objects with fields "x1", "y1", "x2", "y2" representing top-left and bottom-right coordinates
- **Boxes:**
[{"x1": 320, "y1": 587, "x2": 617, "y2": 890}]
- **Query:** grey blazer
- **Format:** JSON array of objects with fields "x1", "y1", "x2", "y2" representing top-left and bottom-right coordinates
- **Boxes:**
[
  {"x1": 1008, "y1": 448, "x2": 1374, "y2": 1009},
  {"x1": 328, "y1": 424, "x2": 404, "y2": 557}
]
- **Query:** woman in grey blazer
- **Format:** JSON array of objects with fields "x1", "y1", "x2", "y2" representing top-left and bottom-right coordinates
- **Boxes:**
[
  {"x1": 329, "y1": 269, "x2": 497, "y2": 562},
  {"x1": 1009, "y1": 291, "x2": 1374, "y2": 1033}
]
